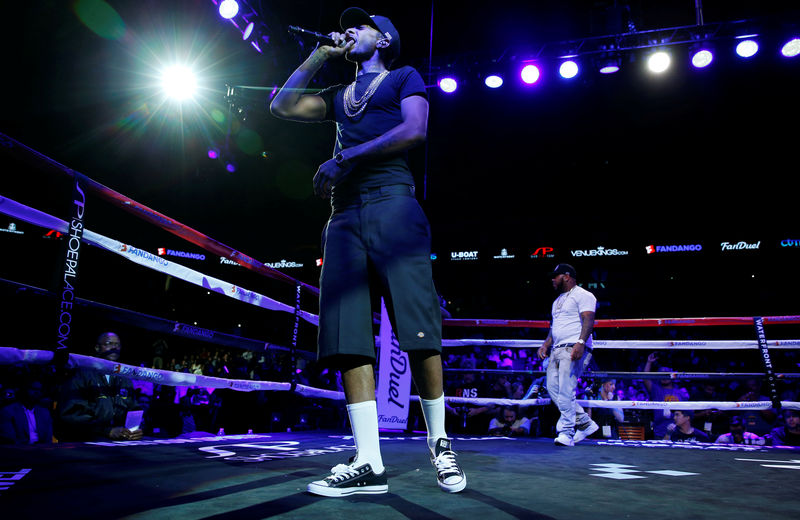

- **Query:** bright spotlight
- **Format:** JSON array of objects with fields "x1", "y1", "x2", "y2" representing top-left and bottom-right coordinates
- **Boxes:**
[
  {"x1": 559, "y1": 60, "x2": 579, "y2": 79},
  {"x1": 243, "y1": 22, "x2": 255, "y2": 40},
  {"x1": 439, "y1": 77, "x2": 458, "y2": 93},
  {"x1": 736, "y1": 39, "x2": 759, "y2": 58},
  {"x1": 161, "y1": 65, "x2": 197, "y2": 100},
  {"x1": 781, "y1": 38, "x2": 800, "y2": 58},
  {"x1": 484, "y1": 75, "x2": 503, "y2": 88},
  {"x1": 647, "y1": 51, "x2": 671, "y2": 73},
  {"x1": 520, "y1": 64, "x2": 540, "y2": 84},
  {"x1": 691, "y1": 49, "x2": 714, "y2": 68},
  {"x1": 219, "y1": 0, "x2": 239, "y2": 19}
]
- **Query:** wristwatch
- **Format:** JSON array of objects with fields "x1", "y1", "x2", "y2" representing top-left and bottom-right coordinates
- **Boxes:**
[
  {"x1": 575, "y1": 338, "x2": 585, "y2": 345},
  {"x1": 334, "y1": 151, "x2": 351, "y2": 169}
]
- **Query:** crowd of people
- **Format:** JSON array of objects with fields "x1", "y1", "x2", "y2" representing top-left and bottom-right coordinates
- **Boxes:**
[{"x1": 2, "y1": 331, "x2": 800, "y2": 447}]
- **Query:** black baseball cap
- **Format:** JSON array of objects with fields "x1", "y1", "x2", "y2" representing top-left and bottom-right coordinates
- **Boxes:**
[
  {"x1": 549, "y1": 263, "x2": 577, "y2": 278},
  {"x1": 340, "y1": 7, "x2": 401, "y2": 64}
]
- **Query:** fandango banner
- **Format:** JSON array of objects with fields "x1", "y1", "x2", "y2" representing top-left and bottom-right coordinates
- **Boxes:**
[{"x1": 376, "y1": 299, "x2": 411, "y2": 430}]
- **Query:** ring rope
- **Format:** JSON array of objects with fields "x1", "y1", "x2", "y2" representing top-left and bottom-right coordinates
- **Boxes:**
[
  {"x1": 0, "y1": 132, "x2": 319, "y2": 296},
  {"x1": 0, "y1": 195, "x2": 319, "y2": 326},
  {"x1": 441, "y1": 339, "x2": 800, "y2": 349},
  {"x1": 2, "y1": 347, "x2": 798, "y2": 411},
  {"x1": 0, "y1": 277, "x2": 314, "y2": 357},
  {"x1": 443, "y1": 316, "x2": 800, "y2": 328}
]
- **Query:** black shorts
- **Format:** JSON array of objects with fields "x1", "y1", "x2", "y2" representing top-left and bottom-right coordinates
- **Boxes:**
[{"x1": 317, "y1": 184, "x2": 442, "y2": 361}]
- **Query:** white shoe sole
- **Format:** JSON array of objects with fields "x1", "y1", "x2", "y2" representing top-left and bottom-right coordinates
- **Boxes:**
[
  {"x1": 438, "y1": 473, "x2": 467, "y2": 493},
  {"x1": 307, "y1": 482, "x2": 388, "y2": 497}
]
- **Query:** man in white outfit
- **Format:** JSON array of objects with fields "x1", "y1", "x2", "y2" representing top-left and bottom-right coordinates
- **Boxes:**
[{"x1": 537, "y1": 264, "x2": 598, "y2": 446}]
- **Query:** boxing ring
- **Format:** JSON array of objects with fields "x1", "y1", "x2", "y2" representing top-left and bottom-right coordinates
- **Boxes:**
[{"x1": 2, "y1": 133, "x2": 800, "y2": 519}]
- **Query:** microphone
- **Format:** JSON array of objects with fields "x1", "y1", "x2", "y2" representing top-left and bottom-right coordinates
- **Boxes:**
[{"x1": 288, "y1": 25, "x2": 337, "y2": 46}]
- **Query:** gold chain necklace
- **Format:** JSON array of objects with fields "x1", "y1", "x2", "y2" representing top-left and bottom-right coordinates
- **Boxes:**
[{"x1": 343, "y1": 70, "x2": 390, "y2": 118}]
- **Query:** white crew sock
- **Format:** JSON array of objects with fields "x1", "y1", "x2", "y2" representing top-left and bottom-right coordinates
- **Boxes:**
[
  {"x1": 420, "y1": 393, "x2": 448, "y2": 453},
  {"x1": 347, "y1": 400, "x2": 384, "y2": 474}
]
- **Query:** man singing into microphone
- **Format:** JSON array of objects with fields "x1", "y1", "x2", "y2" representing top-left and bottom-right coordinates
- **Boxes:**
[{"x1": 270, "y1": 8, "x2": 465, "y2": 497}]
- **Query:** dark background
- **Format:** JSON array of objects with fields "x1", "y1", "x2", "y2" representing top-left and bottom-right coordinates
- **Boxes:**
[{"x1": 1, "y1": 1, "x2": 799, "y2": 355}]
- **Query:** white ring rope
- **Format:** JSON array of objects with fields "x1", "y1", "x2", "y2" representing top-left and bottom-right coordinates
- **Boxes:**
[
  {"x1": 3, "y1": 347, "x2": 798, "y2": 411},
  {"x1": 442, "y1": 339, "x2": 800, "y2": 349},
  {"x1": 0, "y1": 347, "x2": 341, "y2": 400},
  {"x1": 0, "y1": 195, "x2": 319, "y2": 326}
]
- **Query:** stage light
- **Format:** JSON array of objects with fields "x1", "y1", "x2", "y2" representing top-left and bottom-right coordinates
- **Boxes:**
[
  {"x1": 161, "y1": 65, "x2": 197, "y2": 100},
  {"x1": 647, "y1": 51, "x2": 671, "y2": 73},
  {"x1": 781, "y1": 38, "x2": 800, "y2": 58},
  {"x1": 559, "y1": 60, "x2": 579, "y2": 79},
  {"x1": 207, "y1": 149, "x2": 219, "y2": 159},
  {"x1": 484, "y1": 75, "x2": 503, "y2": 88},
  {"x1": 243, "y1": 21, "x2": 255, "y2": 40},
  {"x1": 225, "y1": 163, "x2": 236, "y2": 173},
  {"x1": 735, "y1": 38, "x2": 759, "y2": 58},
  {"x1": 520, "y1": 64, "x2": 540, "y2": 84},
  {"x1": 691, "y1": 49, "x2": 714, "y2": 68},
  {"x1": 218, "y1": 0, "x2": 239, "y2": 19},
  {"x1": 439, "y1": 77, "x2": 457, "y2": 93},
  {"x1": 598, "y1": 55, "x2": 620, "y2": 74}
]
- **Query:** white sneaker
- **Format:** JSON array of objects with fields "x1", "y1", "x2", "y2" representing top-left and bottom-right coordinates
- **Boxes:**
[
  {"x1": 307, "y1": 461, "x2": 388, "y2": 497},
  {"x1": 554, "y1": 432, "x2": 574, "y2": 447},
  {"x1": 430, "y1": 438, "x2": 467, "y2": 493},
  {"x1": 573, "y1": 420, "x2": 599, "y2": 444}
]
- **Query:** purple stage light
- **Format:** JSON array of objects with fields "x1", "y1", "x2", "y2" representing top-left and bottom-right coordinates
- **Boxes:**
[
  {"x1": 781, "y1": 38, "x2": 800, "y2": 58},
  {"x1": 599, "y1": 64, "x2": 620, "y2": 74},
  {"x1": 484, "y1": 75, "x2": 503, "y2": 88},
  {"x1": 218, "y1": 0, "x2": 239, "y2": 19},
  {"x1": 691, "y1": 49, "x2": 714, "y2": 68},
  {"x1": 439, "y1": 77, "x2": 458, "y2": 93},
  {"x1": 243, "y1": 21, "x2": 255, "y2": 40},
  {"x1": 520, "y1": 64, "x2": 540, "y2": 84},
  {"x1": 559, "y1": 60, "x2": 579, "y2": 79},
  {"x1": 736, "y1": 39, "x2": 759, "y2": 58},
  {"x1": 226, "y1": 163, "x2": 236, "y2": 173},
  {"x1": 207, "y1": 149, "x2": 219, "y2": 159}
]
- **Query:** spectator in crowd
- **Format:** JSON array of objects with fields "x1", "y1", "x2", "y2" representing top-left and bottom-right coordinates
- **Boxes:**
[
  {"x1": 715, "y1": 415, "x2": 764, "y2": 445},
  {"x1": 445, "y1": 372, "x2": 495, "y2": 434},
  {"x1": 589, "y1": 378, "x2": 624, "y2": 439},
  {"x1": 643, "y1": 352, "x2": 689, "y2": 439},
  {"x1": 488, "y1": 406, "x2": 530, "y2": 437},
  {"x1": 737, "y1": 378, "x2": 778, "y2": 436},
  {"x1": 0, "y1": 379, "x2": 53, "y2": 445},
  {"x1": 768, "y1": 409, "x2": 800, "y2": 447},
  {"x1": 690, "y1": 382, "x2": 728, "y2": 439},
  {"x1": 667, "y1": 410, "x2": 710, "y2": 442},
  {"x1": 56, "y1": 332, "x2": 143, "y2": 441}
]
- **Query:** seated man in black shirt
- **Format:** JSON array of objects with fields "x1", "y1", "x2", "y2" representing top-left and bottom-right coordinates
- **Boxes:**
[
  {"x1": 769, "y1": 409, "x2": 800, "y2": 446},
  {"x1": 667, "y1": 409, "x2": 710, "y2": 443}
]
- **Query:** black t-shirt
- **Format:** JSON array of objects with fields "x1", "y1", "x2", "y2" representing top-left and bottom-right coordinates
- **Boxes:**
[
  {"x1": 318, "y1": 65, "x2": 427, "y2": 192},
  {"x1": 669, "y1": 427, "x2": 711, "y2": 443}
]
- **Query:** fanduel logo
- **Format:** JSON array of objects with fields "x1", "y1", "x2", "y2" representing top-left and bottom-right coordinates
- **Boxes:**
[
  {"x1": 781, "y1": 239, "x2": 800, "y2": 248},
  {"x1": 720, "y1": 241, "x2": 760, "y2": 251},
  {"x1": 451, "y1": 251, "x2": 479, "y2": 261},
  {"x1": 646, "y1": 244, "x2": 703, "y2": 254},
  {"x1": 220, "y1": 257, "x2": 240, "y2": 266},
  {"x1": 571, "y1": 246, "x2": 629, "y2": 257}
]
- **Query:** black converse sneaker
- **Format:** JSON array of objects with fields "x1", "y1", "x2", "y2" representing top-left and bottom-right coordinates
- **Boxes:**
[
  {"x1": 307, "y1": 460, "x2": 388, "y2": 497},
  {"x1": 430, "y1": 438, "x2": 467, "y2": 493}
]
